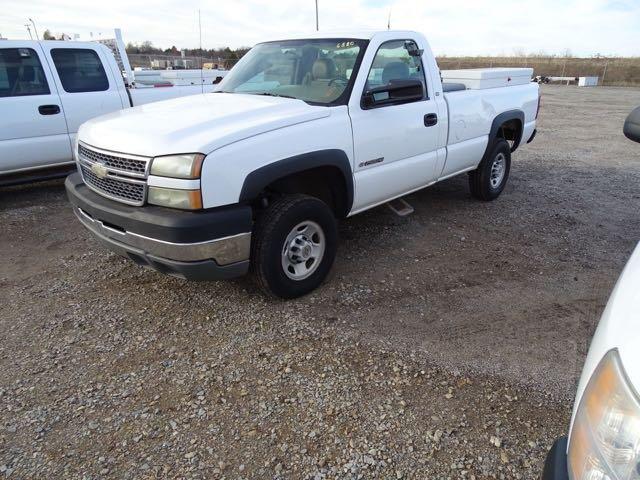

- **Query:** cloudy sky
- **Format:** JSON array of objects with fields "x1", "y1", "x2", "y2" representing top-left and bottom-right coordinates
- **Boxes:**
[{"x1": 2, "y1": 0, "x2": 639, "y2": 56}]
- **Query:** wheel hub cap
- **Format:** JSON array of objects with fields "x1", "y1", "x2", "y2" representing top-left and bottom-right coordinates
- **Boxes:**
[
  {"x1": 490, "y1": 153, "x2": 506, "y2": 188},
  {"x1": 282, "y1": 221, "x2": 325, "y2": 281}
]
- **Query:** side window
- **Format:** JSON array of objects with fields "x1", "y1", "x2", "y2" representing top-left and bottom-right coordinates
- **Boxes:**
[
  {"x1": 0, "y1": 48, "x2": 51, "y2": 98},
  {"x1": 51, "y1": 48, "x2": 109, "y2": 93},
  {"x1": 365, "y1": 39, "x2": 427, "y2": 100}
]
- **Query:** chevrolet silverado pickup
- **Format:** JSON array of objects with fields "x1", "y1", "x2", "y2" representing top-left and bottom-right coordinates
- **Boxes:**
[{"x1": 65, "y1": 30, "x2": 540, "y2": 298}]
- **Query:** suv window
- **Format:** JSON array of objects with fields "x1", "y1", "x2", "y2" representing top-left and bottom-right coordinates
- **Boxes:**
[
  {"x1": 365, "y1": 40, "x2": 427, "y2": 100},
  {"x1": 0, "y1": 48, "x2": 50, "y2": 97},
  {"x1": 51, "y1": 48, "x2": 109, "y2": 93}
]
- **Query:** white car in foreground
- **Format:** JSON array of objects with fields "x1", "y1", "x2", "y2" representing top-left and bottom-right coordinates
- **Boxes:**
[
  {"x1": 65, "y1": 30, "x2": 539, "y2": 298},
  {"x1": 543, "y1": 111, "x2": 640, "y2": 480},
  {"x1": 543, "y1": 243, "x2": 640, "y2": 480}
]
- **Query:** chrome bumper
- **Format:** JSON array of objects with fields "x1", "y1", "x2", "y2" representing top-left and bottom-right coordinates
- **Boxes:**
[{"x1": 74, "y1": 206, "x2": 251, "y2": 266}]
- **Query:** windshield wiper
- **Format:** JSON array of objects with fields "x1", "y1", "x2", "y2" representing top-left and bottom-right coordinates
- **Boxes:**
[{"x1": 253, "y1": 92, "x2": 297, "y2": 99}]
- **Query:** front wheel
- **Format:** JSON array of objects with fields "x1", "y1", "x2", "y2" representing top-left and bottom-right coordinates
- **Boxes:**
[
  {"x1": 468, "y1": 138, "x2": 511, "y2": 201},
  {"x1": 251, "y1": 194, "x2": 337, "y2": 299}
]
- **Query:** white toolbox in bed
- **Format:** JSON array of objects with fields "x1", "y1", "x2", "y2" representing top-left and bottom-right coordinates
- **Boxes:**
[{"x1": 441, "y1": 68, "x2": 534, "y2": 90}]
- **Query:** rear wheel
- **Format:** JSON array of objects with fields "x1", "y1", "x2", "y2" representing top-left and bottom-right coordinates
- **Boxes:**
[
  {"x1": 251, "y1": 194, "x2": 337, "y2": 299},
  {"x1": 468, "y1": 138, "x2": 511, "y2": 201}
]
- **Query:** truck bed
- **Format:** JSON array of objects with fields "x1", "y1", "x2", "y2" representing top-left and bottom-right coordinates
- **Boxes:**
[{"x1": 440, "y1": 81, "x2": 539, "y2": 178}]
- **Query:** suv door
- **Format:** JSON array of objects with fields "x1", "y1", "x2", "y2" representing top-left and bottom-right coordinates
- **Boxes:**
[
  {"x1": 348, "y1": 39, "x2": 441, "y2": 212},
  {"x1": 0, "y1": 43, "x2": 70, "y2": 173},
  {"x1": 42, "y1": 44, "x2": 125, "y2": 144}
]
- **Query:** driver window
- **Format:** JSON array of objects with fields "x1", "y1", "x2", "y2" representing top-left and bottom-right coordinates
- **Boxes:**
[{"x1": 365, "y1": 40, "x2": 427, "y2": 99}]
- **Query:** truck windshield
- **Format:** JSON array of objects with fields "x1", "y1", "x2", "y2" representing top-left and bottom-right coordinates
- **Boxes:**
[{"x1": 216, "y1": 39, "x2": 367, "y2": 105}]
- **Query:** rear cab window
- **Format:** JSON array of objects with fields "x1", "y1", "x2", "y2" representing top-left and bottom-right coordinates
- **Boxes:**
[
  {"x1": 0, "y1": 48, "x2": 50, "y2": 97},
  {"x1": 51, "y1": 48, "x2": 109, "y2": 93}
]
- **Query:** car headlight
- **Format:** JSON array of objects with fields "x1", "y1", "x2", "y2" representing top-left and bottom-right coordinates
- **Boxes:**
[
  {"x1": 569, "y1": 349, "x2": 640, "y2": 480},
  {"x1": 147, "y1": 186, "x2": 202, "y2": 210},
  {"x1": 150, "y1": 153, "x2": 205, "y2": 179}
]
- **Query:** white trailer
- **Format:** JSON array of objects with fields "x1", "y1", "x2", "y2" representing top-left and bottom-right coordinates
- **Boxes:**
[{"x1": 578, "y1": 76, "x2": 599, "y2": 87}]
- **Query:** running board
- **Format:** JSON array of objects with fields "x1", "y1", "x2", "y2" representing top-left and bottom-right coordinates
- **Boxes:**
[{"x1": 386, "y1": 198, "x2": 414, "y2": 217}]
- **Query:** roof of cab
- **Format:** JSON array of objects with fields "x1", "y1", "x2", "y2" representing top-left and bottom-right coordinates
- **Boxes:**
[{"x1": 260, "y1": 29, "x2": 422, "y2": 43}]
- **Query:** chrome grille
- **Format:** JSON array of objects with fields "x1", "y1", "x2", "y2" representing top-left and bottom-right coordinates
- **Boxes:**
[
  {"x1": 80, "y1": 164, "x2": 145, "y2": 205},
  {"x1": 78, "y1": 144, "x2": 148, "y2": 176},
  {"x1": 77, "y1": 143, "x2": 150, "y2": 206}
]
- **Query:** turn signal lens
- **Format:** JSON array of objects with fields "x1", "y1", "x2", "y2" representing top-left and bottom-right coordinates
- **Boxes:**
[{"x1": 147, "y1": 186, "x2": 202, "y2": 210}]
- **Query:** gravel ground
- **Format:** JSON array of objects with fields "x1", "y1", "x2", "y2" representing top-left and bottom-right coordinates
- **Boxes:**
[{"x1": 1, "y1": 85, "x2": 639, "y2": 479}]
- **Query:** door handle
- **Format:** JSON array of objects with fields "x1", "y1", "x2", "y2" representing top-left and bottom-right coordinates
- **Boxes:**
[
  {"x1": 38, "y1": 104, "x2": 61, "y2": 115},
  {"x1": 424, "y1": 113, "x2": 438, "y2": 127}
]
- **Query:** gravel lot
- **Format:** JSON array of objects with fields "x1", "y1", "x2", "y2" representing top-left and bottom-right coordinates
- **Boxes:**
[{"x1": 1, "y1": 85, "x2": 639, "y2": 479}]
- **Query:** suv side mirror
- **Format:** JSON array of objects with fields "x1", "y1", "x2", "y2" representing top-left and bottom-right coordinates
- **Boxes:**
[
  {"x1": 624, "y1": 106, "x2": 640, "y2": 143},
  {"x1": 363, "y1": 79, "x2": 423, "y2": 109}
]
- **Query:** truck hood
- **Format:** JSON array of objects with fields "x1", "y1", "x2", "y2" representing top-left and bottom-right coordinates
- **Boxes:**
[{"x1": 78, "y1": 93, "x2": 331, "y2": 157}]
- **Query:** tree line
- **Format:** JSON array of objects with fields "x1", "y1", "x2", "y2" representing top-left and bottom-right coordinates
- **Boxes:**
[{"x1": 125, "y1": 41, "x2": 250, "y2": 61}]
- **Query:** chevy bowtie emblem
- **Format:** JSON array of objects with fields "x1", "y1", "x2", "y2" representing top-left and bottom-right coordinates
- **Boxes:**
[{"x1": 91, "y1": 162, "x2": 108, "y2": 179}]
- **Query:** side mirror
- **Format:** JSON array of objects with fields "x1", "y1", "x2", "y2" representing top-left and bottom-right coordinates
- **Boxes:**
[
  {"x1": 363, "y1": 79, "x2": 423, "y2": 108},
  {"x1": 212, "y1": 76, "x2": 223, "y2": 85},
  {"x1": 624, "y1": 106, "x2": 640, "y2": 143}
]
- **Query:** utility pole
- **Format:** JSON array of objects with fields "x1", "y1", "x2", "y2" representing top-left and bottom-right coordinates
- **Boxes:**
[
  {"x1": 29, "y1": 18, "x2": 39, "y2": 40},
  {"x1": 25, "y1": 24, "x2": 33, "y2": 40},
  {"x1": 315, "y1": 0, "x2": 319, "y2": 31}
]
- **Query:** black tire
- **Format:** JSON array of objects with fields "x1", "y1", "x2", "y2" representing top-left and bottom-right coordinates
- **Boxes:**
[
  {"x1": 251, "y1": 194, "x2": 337, "y2": 299},
  {"x1": 468, "y1": 138, "x2": 511, "y2": 201}
]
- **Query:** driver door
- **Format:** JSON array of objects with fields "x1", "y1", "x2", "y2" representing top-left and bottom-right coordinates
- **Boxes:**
[{"x1": 348, "y1": 39, "x2": 441, "y2": 213}]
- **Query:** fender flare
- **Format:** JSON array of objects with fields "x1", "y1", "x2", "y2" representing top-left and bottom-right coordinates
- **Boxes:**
[
  {"x1": 239, "y1": 149, "x2": 354, "y2": 217},
  {"x1": 485, "y1": 110, "x2": 525, "y2": 157}
]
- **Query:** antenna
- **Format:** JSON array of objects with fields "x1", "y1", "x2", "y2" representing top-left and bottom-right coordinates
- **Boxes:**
[
  {"x1": 199, "y1": 10, "x2": 204, "y2": 89},
  {"x1": 25, "y1": 24, "x2": 33, "y2": 40},
  {"x1": 29, "y1": 18, "x2": 39, "y2": 40},
  {"x1": 387, "y1": 8, "x2": 392, "y2": 30},
  {"x1": 315, "y1": 0, "x2": 319, "y2": 31}
]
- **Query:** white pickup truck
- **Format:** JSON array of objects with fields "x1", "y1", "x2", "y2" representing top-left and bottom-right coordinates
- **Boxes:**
[
  {"x1": 0, "y1": 39, "x2": 224, "y2": 184},
  {"x1": 65, "y1": 30, "x2": 540, "y2": 298}
]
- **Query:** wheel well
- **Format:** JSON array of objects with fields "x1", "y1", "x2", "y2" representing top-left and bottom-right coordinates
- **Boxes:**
[
  {"x1": 257, "y1": 166, "x2": 350, "y2": 218},
  {"x1": 497, "y1": 118, "x2": 523, "y2": 152}
]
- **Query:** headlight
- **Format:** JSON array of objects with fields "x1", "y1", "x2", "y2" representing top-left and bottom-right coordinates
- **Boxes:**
[
  {"x1": 147, "y1": 186, "x2": 202, "y2": 210},
  {"x1": 569, "y1": 349, "x2": 640, "y2": 480},
  {"x1": 150, "y1": 153, "x2": 205, "y2": 179}
]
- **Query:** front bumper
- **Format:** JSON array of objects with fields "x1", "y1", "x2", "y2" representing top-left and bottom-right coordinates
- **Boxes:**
[
  {"x1": 542, "y1": 437, "x2": 569, "y2": 480},
  {"x1": 65, "y1": 173, "x2": 252, "y2": 280}
]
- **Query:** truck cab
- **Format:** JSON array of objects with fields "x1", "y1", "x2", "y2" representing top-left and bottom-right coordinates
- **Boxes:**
[
  {"x1": 0, "y1": 41, "x2": 128, "y2": 177},
  {"x1": 0, "y1": 38, "x2": 226, "y2": 184},
  {"x1": 65, "y1": 30, "x2": 539, "y2": 298}
]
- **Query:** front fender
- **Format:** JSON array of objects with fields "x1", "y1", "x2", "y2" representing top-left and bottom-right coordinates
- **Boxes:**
[{"x1": 239, "y1": 150, "x2": 353, "y2": 215}]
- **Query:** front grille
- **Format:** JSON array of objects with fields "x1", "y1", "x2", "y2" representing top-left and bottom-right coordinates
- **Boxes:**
[
  {"x1": 80, "y1": 164, "x2": 145, "y2": 205},
  {"x1": 78, "y1": 143, "x2": 150, "y2": 206},
  {"x1": 78, "y1": 144, "x2": 148, "y2": 176}
]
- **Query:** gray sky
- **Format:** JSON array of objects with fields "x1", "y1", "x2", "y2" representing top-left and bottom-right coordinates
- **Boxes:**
[{"x1": 2, "y1": 0, "x2": 639, "y2": 56}]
